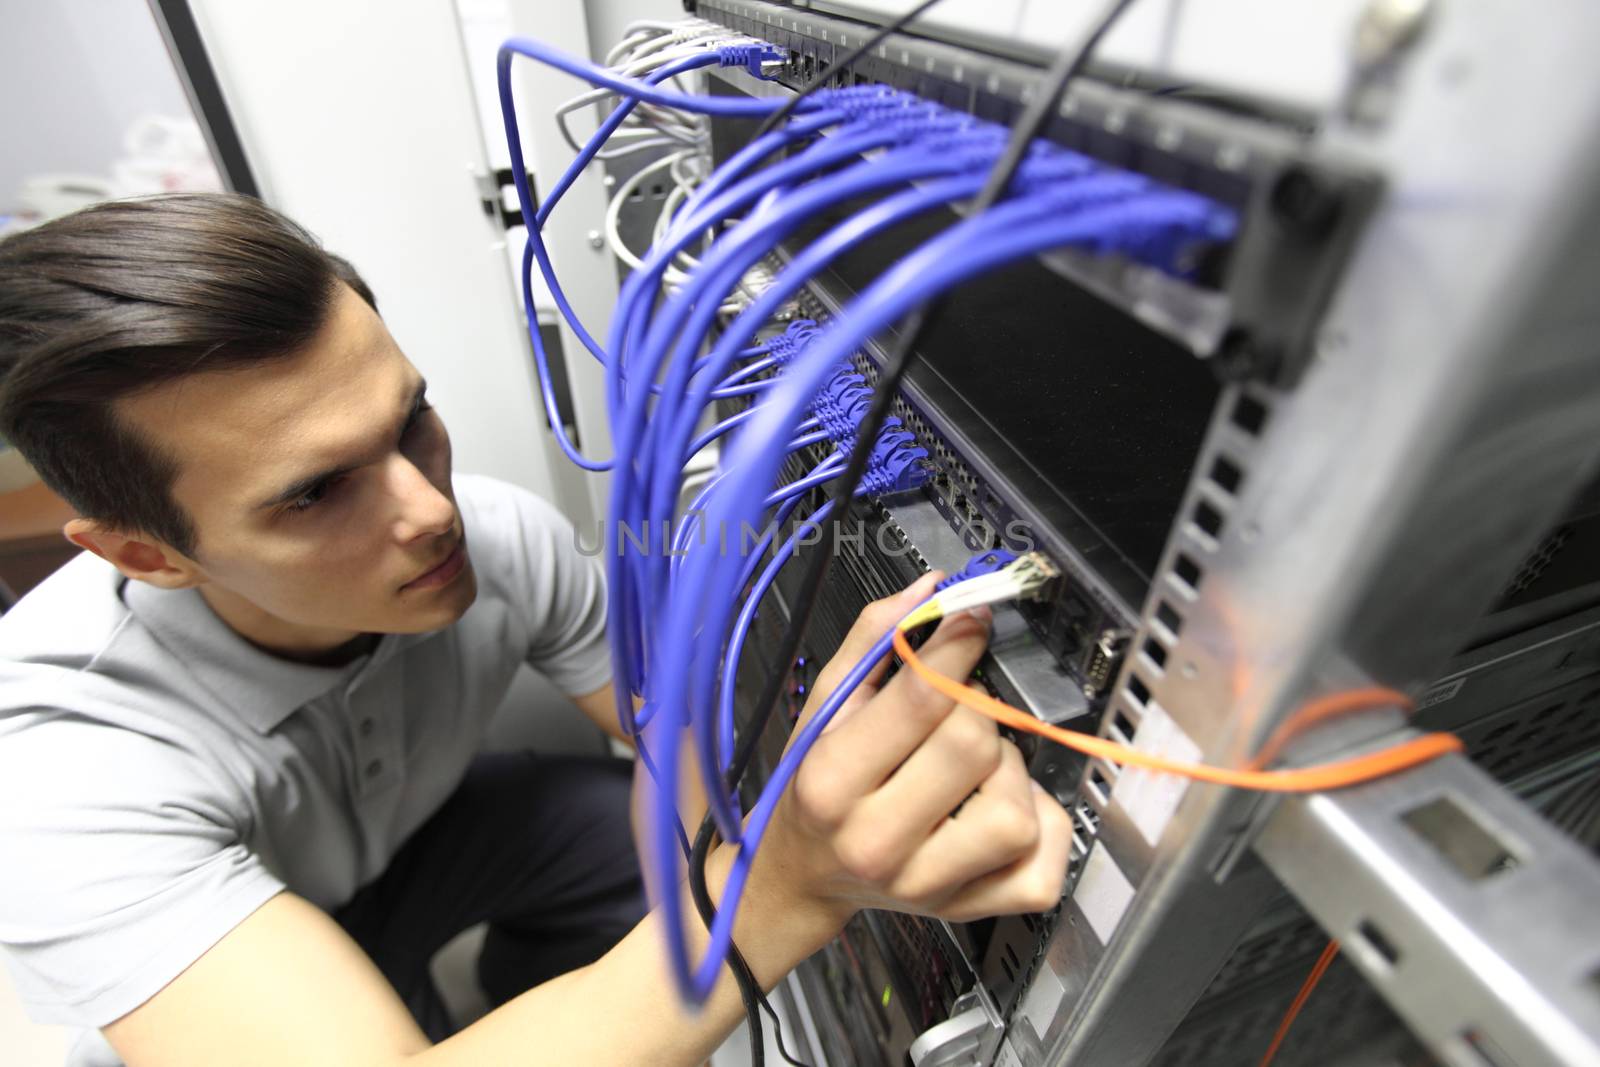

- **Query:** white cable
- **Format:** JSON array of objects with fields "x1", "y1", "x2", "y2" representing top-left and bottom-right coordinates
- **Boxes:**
[
  {"x1": 595, "y1": 137, "x2": 682, "y2": 163},
  {"x1": 898, "y1": 555, "x2": 1061, "y2": 630},
  {"x1": 555, "y1": 41, "x2": 722, "y2": 152},
  {"x1": 605, "y1": 29, "x2": 662, "y2": 68},
  {"x1": 606, "y1": 151, "x2": 694, "y2": 272}
]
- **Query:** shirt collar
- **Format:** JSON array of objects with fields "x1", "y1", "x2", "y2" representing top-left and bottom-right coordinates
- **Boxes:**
[{"x1": 122, "y1": 579, "x2": 373, "y2": 734}]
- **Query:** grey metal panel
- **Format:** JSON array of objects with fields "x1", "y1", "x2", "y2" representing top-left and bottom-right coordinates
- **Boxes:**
[
  {"x1": 695, "y1": 1, "x2": 1600, "y2": 1063},
  {"x1": 1255, "y1": 753, "x2": 1600, "y2": 1066},
  {"x1": 1029, "y1": 1, "x2": 1600, "y2": 1064}
]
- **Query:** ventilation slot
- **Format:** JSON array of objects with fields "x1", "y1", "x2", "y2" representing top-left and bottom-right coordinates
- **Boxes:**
[
  {"x1": 1087, "y1": 763, "x2": 1114, "y2": 803},
  {"x1": 1354, "y1": 919, "x2": 1400, "y2": 969},
  {"x1": 1500, "y1": 525, "x2": 1572, "y2": 600},
  {"x1": 1461, "y1": 1029, "x2": 1518, "y2": 1067},
  {"x1": 1126, "y1": 674, "x2": 1151, "y2": 708},
  {"x1": 1173, "y1": 553, "x2": 1205, "y2": 595},
  {"x1": 1401, "y1": 795, "x2": 1521, "y2": 881},
  {"x1": 1111, "y1": 705, "x2": 1139, "y2": 742},
  {"x1": 1231, "y1": 393, "x2": 1269, "y2": 436},
  {"x1": 1209, "y1": 454, "x2": 1244, "y2": 495}
]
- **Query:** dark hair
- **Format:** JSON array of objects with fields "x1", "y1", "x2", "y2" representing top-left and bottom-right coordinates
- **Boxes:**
[{"x1": 0, "y1": 193, "x2": 375, "y2": 557}]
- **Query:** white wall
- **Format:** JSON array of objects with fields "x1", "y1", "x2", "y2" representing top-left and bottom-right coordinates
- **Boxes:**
[
  {"x1": 185, "y1": 0, "x2": 592, "y2": 521},
  {"x1": 821, "y1": 0, "x2": 1369, "y2": 113},
  {"x1": 581, "y1": 0, "x2": 683, "y2": 63},
  {"x1": 0, "y1": 0, "x2": 197, "y2": 209}
]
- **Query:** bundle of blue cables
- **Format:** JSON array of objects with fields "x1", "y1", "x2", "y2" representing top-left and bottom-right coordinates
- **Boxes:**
[{"x1": 496, "y1": 31, "x2": 1238, "y2": 1004}]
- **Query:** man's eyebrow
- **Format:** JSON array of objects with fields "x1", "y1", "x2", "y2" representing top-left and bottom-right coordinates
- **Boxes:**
[{"x1": 255, "y1": 379, "x2": 429, "y2": 511}]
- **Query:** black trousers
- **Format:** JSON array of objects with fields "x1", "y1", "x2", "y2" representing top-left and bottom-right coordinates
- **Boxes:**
[{"x1": 333, "y1": 751, "x2": 646, "y2": 1041}]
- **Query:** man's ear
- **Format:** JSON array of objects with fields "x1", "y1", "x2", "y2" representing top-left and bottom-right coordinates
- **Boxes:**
[{"x1": 63, "y1": 519, "x2": 205, "y2": 589}]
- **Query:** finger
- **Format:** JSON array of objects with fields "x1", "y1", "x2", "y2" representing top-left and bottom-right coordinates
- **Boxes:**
[
  {"x1": 813, "y1": 605, "x2": 992, "y2": 793},
  {"x1": 800, "y1": 575, "x2": 934, "y2": 726},
  {"x1": 871, "y1": 741, "x2": 1037, "y2": 903},
  {"x1": 803, "y1": 571, "x2": 943, "y2": 734},
  {"x1": 859, "y1": 706, "x2": 1003, "y2": 846},
  {"x1": 934, "y1": 787, "x2": 1072, "y2": 923}
]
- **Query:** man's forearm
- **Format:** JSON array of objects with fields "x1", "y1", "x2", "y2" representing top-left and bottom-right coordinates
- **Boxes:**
[
  {"x1": 408, "y1": 845, "x2": 842, "y2": 1067},
  {"x1": 629, "y1": 714, "x2": 710, "y2": 902}
]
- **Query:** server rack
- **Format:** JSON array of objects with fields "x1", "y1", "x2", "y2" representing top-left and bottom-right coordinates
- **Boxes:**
[{"x1": 676, "y1": 2, "x2": 1600, "y2": 1064}]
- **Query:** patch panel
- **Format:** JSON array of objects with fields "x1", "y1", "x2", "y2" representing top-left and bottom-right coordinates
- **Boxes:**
[
  {"x1": 511, "y1": 9, "x2": 1600, "y2": 1066},
  {"x1": 698, "y1": 0, "x2": 1381, "y2": 385},
  {"x1": 771, "y1": 285, "x2": 1134, "y2": 710}
]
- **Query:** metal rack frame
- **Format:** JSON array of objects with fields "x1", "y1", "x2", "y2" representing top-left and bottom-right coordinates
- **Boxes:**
[
  {"x1": 695, "y1": 1, "x2": 1600, "y2": 1063},
  {"x1": 1012, "y1": 2, "x2": 1600, "y2": 1063}
]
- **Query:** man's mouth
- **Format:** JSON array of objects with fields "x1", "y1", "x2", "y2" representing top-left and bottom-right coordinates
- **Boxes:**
[{"x1": 401, "y1": 541, "x2": 467, "y2": 592}]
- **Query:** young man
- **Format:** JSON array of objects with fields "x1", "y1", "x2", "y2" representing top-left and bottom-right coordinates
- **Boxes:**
[{"x1": 0, "y1": 193, "x2": 1069, "y2": 1066}]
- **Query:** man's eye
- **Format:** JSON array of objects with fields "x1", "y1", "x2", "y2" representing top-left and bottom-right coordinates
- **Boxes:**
[
  {"x1": 287, "y1": 478, "x2": 338, "y2": 513},
  {"x1": 403, "y1": 401, "x2": 434, "y2": 437}
]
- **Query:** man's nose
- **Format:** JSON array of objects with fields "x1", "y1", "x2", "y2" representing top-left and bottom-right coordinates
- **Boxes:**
[{"x1": 386, "y1": 455, "x2": 455, "y2": 543}]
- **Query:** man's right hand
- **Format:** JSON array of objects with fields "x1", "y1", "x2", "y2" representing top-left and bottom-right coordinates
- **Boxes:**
[{"x1": 731, "y1": 572, "x2": 1072, "y2": 948}]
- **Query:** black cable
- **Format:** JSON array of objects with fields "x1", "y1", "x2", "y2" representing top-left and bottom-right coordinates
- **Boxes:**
[
  {"x1": 727, "y1": 0, "x2": 1142, "y2": 794},
  {"x1": 747, "y1": 0, "x2": 950, "y2": 144},
  {"x1": 691, "y1": 815, "x2": 813, "y2": 1067}
]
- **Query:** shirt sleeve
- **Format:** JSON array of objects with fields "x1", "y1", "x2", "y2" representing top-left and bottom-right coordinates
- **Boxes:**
[
  {"x1": 457, "y1": 475, "x2": 613, "y2": 697},
  {"x1": 0, "y1": 712, "x2": 284, "y2": 1028}
]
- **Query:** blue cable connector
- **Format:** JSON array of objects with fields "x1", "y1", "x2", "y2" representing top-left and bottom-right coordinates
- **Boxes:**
[
  {"x1": 717, "y1": 42, "x2": 787, "y2": 79},
  {"x1": 938, "y1": 549, "x2": 1020, "y2": 590}
]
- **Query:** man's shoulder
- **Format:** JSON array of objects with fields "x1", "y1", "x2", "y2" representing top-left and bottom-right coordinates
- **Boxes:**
[
  {"x1": 0, "y1": 551, "x2": 130, "y2": 665},
  {"x1": 0, "y1": 558, "x2": 220, "y2": 809},
  {"x1": 0, "y1": 555, "x2": 211, "y2": 743},
  {"x1": 454, "y1": 473, "x2": 587, "y2": 581},
  {"x1": 453, "y1": 472, "x2": 569, "y2": 530}
]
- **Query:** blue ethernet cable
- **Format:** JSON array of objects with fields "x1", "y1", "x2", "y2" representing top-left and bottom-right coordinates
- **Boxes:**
[
  {"x1": 630, "y1": 158, "x2": 1132, "y2": 601},
  {"x1": 500, "y1": 53, "x2": 717, "y2": 470},
  {"x1": 627, "y1": 172, "x2": 1000, "y2": 656},
  {"x1": 496, "y1": 38, "x2": 794, "y2": 472},
  {"x1": 675, "y1": 190, "x2": 1231, "y2": 640},
  {"x1": 650, "y1": 163, "x2": 1160, "y2": 497},
  {"x1": 717, "y1": 356, "x2": 781, "y2": 388},
  {"x1": 716, "y1": 423, "x2": 933, "y2": 773},
  {"x1": 665, "y1": 614, "x2": 908, "y2": 1002},
  {"x1": 666, "y1": 440, "x2": 835, "y2": 593},
  {"x1": 524, "y1": 46, "x2": 787, "y2": 370},
  {"x1": 714, "y1": 498, "x2": 837, "y2": 774},
  {"x1": 499, "y1": 35, "x2": 789, "y2": 117},
  {"x1": 490, "y1": 38, "x2": 834, "y2": 728},
  {"x1": 629, "y1": 444, "x2": 844, "y2": 734},
  {"x1": 608, "y1": 125, "x2": 911, "y2": 413},
  {"x1": 607, "y1": 96, "x2": 954, "y2": 372},
  {"x1": 686, "y1": 413, "x2": 823, "y2": 463},
  {"x1": 763, "y1": 456, "x2": 845, "y2": 508},
  {"x1": 601, "y1": 126, "x2": 904, "y2": 723},
  {"x1": 714, "y1": 548, "x2": 1023, "y2": 772},
  {"x1": 604, "y1": 103, "x2": 972, "y2": 543},
  {"x1": 619, "y1": 164, "x2": 997, "y2": 819},
  {"x1": 651, "y1": 192, "x2": 1233, "y2": 1002},
  {"x1": 524, "y1": 54, "x2": 1235, "y2": 998},
  {"x1": 630, "y1": 163, "x2": 1196, "y2": 838},
  {"x1": 616, "y1": 134, "x2": 1019, "y2": 640}
]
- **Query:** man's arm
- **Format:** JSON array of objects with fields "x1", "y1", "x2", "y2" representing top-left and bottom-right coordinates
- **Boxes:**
[
  {"x1": 571, "y1": 679, "x2": 711, "y2": 874},
  {"x1": 104, "y1": 576, "x2": 1071, "y2": 1067},
  {"x1": 571, "y1": 681, "x2": 634, "y2": 749}
]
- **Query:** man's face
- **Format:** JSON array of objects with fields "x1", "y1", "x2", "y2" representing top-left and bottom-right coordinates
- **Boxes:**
[{"x1": 116, "y1": 283, "x2": 477, "y2": 640}]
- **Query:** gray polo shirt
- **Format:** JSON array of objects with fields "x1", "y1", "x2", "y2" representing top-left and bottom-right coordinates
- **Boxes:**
[{"x1": 0, "y1": 474, "x2": 610, "y2": 1062}]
